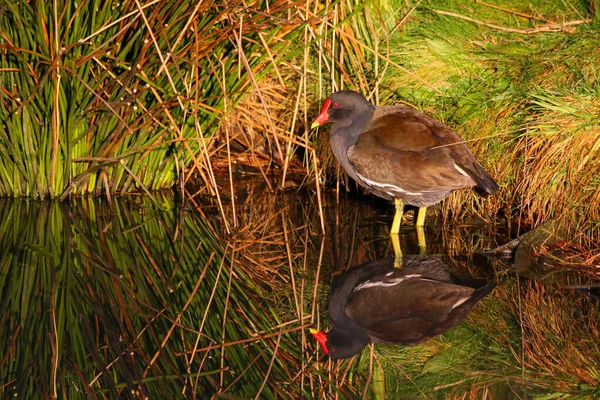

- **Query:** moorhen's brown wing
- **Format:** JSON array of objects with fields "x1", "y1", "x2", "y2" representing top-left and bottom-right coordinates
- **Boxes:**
[
  {"x1": 345, "y1": 278, "x2": 479, "y2": 345},
  {"x1": 347, "y1": 110, "x2": 497, "y2": 202}
]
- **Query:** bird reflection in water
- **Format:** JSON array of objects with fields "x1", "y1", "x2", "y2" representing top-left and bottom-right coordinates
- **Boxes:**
[{"x1": 310, "y1": 256, "x2": 496, "y2": 360}]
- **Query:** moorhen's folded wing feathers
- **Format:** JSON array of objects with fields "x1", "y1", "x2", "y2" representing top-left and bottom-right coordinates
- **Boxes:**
[
  {"x1": 327, "y1": 258, "x2": 393, "y2": 325},
  {"x1": 367, "y1": 110, "x2": 461, "y2": 150},
  {"x1": 345, "y1": 278, "x2": 478, "y2": 345},
  {"x1": 347, "y1": 110, "x2": 491, "y2": 198},
  {"x1": 348, "y1": 138, "x2": 474, "y2": 196},
  {"x1": 423, "y1": 281, "x2": 497, "y2": 340}
]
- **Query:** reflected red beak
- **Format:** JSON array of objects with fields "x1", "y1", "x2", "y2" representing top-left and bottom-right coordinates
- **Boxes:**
[
  {"x1": 311, "y1": 98, "x2": 332, "y2": 128},
  {"x1": 309, "y1": 328, "x2": 329, "y2": 354}
]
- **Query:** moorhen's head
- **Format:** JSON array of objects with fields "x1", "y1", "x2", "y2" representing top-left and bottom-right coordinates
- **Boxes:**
[
  {"x1": 311, "y1": 90, "x2": 375, "y2": 129},
  {"x1": 310, "y1": 328, "x2": 370, "y2": 360}
]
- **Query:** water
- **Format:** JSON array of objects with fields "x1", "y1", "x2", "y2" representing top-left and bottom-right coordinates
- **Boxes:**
[{"x1": 0, "y1": 175, "x2": 598, "y2": 399}]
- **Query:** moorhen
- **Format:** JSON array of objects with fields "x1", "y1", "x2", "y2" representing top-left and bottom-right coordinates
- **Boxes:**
[
  {"x1": 311, "y1": 90, "x2": 499, "y2": 239},
  {"x1": 310, "y1": 256, "x2": 496, "y2": 360}
]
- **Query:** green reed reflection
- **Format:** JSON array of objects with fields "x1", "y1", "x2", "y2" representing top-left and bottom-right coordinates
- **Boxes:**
[
  {"x1": 1, "y1": 191, "x2": 599, "y2": 399},
  {"x1": 0, "y1": 196, "x2": 309, "y2": 398}
]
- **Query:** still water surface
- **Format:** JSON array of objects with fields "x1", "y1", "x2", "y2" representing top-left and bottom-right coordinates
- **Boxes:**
[{"x1": 0, "y1": 175, "x2": 598, "y2": 399}]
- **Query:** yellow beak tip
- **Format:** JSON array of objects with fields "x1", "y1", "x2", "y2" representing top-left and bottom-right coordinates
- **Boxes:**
[
  {"x1": 309, "y1": 328, "x2": 319, "y2": 334},
  {"x1": 310, "y1": 122, "x2": 321, "y2": 129}
]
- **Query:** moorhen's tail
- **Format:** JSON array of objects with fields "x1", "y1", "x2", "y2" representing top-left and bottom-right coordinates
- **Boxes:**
[
  {"x1": 466, "y1": 281, "x2": 497, "y2": 304},
  {"x1": 467, "y1": 161, "x2": 499, "y2": 195},
  {"x1": 448, "y1": 280, "x2": 496, "y2": 312}
]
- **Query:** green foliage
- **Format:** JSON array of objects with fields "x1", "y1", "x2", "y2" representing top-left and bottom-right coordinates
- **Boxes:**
[
  {"x1": 0, "y1": 0, "x2": 304, "y2": 198},
  {"x1": 314, "y1": 0, "x2": 600, "y2": 230}
]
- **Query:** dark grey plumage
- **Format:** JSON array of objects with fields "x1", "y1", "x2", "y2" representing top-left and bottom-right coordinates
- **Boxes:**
[{"x1": 319, "y1": 90, "x2": 499, "y2": 207}]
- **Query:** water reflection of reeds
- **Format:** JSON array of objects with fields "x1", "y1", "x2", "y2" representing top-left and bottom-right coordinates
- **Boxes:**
[
  {"x1": 2, "y1": 182, "x2": 599, "y2": 398},
  {"x1": 0, "y1": 196, "x2": 317, "y2": 398}
]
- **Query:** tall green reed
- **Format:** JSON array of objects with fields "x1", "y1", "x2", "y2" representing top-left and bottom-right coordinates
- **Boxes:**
[{"x1": 0, "y1": 0, "x2": 305, "y2": 199}]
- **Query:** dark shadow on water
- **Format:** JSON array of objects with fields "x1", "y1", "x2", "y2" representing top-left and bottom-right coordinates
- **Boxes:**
[{"x1": 0, "y1": 175, "x2": 599, "y2": 398}]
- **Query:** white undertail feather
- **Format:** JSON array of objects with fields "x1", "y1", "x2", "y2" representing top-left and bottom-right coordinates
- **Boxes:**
[
  {"x1": 454, "y1": 164, "x2": 469, "y2": 177},
  {"x1": 451, "y1": 297, "x2": 469, "y2": 309}
]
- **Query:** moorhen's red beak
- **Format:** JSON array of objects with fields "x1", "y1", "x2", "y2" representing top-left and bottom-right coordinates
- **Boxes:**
[
  {"x1": 311, "y1": 98, "x2": 332, "y2": 128},
  {"x1": 309, "y1": 328, "x2": 329, "y2": 354}
]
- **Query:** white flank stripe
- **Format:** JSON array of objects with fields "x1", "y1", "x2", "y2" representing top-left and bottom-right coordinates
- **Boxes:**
[
  {"x1": 354, "y1": 274, "x2": 421, "y2": 292},
  {"x1": 356, "y1": 173, "x2": 423, "y2": 196}
]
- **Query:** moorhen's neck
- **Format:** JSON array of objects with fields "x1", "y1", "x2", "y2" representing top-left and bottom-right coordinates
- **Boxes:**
[{"x1": 329, "y1": 107, "x2": 374, "y2": 185}]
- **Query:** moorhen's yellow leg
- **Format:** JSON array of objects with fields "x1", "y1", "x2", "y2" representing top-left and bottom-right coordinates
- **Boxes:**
[
  {"x1": 416, "y1": 207, "x2": 427, "y2": 254},
  {"x1": 390, "y1": 199, "x2": 404, "y2": 268},
  {"x1": 416, "y1": 207, "x2": 427, "y2": 227},
  {"x1": 391, "y1": 234, "x2": 403, "y2": 269},
  {"x1": 390, "y1": 198, "x2": 404, "y2": 235}
]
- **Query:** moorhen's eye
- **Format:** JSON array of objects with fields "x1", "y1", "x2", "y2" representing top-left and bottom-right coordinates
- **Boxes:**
[{"x1": 333, "y1": 102, "x2": 339, "y2": 108}]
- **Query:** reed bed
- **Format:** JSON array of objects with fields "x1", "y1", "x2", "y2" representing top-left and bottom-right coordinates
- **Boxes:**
[
  {"x1": 2, "y1": 0, "x2": 599, "y2": 239},
  {"x1": 0, "y1": 0, "x2": 309, "y2": 199}
]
